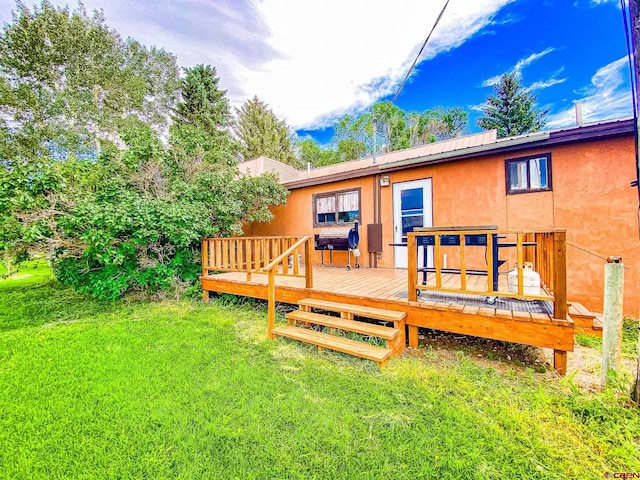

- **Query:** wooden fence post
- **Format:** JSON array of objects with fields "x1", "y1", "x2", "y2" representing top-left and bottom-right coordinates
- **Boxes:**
[{"x1": 602, "y1": 260, "x2": 624, "y2": 386}]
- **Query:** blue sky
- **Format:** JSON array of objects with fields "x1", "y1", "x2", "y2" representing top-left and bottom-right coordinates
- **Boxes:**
[{"x1": 0, "y1": 0, "x2": 631, "y2": 146}]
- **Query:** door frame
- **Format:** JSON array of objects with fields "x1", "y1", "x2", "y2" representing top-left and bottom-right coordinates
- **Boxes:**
[{"x1": 392, "y1": 178, "x2": 433, "y2": 268}]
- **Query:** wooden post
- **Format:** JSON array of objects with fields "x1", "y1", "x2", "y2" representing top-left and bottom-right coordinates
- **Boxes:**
[
  {"x1": 202, "y1": 240, "x2": 208, "y2": 278},
  {"x1": 408, "y1": 234, "x2": 418, "y2": 302},
  {"x1": 602, "y1": 261, "x2": 624, "y2": 385},
  {"x1": 304, "y1": 237, "x2": 313, "y2": 289},
  {"x1": 268, "y1": 268, "x2": 276, "y2": 338},
  {"x1": 553, "y1": 350, "x2": 567, "y2": 376},
  {"x1": 516, "y1": 234, "x2": 524, "y2": 296},
  {"x1": 553, "y1": 231, "x2": 567, "y2": 320},
  {"x1": 408, "y1": 325, "x2": 419, "y2": 349},
  {"x1": 434, "y1": 235, "x2": 441, "y2": 289}
]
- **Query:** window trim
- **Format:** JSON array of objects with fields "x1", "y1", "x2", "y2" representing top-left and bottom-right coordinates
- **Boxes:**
[
  {"x1": 312, "y1": 188, "x2": 361, "y2": 227},
  {"x1": 505, "y1": 153, "x2": 553, "y2": 195}
]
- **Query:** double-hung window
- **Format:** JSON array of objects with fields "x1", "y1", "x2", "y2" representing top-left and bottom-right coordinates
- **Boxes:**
[
  {"x1": 313, "y1": 189, "x2": 360, "y2": 226},
  {"x1": 506, "y1": 154, "x2": 552, "y2": 194}
]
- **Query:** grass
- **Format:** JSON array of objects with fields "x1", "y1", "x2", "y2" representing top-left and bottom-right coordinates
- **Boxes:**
[
  {"x1": 1, "y1": 262, "x2": 639, "y2": 479},
  {"x1": 575, "y1": 318, "x2": 639, "y2": 358}
]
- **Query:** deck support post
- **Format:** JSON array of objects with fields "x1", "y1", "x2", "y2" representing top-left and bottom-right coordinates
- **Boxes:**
[
  {"x1": 553, "y1": 350, "x2": 567, "y2": 375},
  {"x1": 408, "y1": 325, "x2": 419, "y2": 349},
  {"x1": 267, "y1": 269, "x2": 276, "y2": 338},
  {"x1": 553, "y1": 231, "x2": 567, "y2": 320}
]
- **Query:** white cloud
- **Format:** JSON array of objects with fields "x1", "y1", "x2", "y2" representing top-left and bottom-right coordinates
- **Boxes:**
[
  {"x1": 482, "y1": 47, "x2": 555, "y2": 87},
  {"x1": 0, "y1": 0, "x2": 516, "y2": 129},
  {"x1": 546, "y1": 57, "x2": 632, "y2": 128},
  {"x1": 242, "y1": 0, "x2": 517, "y2": 129},
  {"x1": 529, "y1": 77, "x2": 567, "y2": 91}
]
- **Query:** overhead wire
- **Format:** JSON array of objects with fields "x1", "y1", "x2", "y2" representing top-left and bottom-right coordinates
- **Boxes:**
[{"x1": 391, "y1": 0, "x2": 450, "y2": 104}]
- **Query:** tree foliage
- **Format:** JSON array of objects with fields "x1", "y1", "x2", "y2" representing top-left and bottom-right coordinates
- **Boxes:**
[
  {"x1": 296, "y1": 138, "x2": 338, "y2": 167},
  {"x1": 234, "y1": 96, "x2": 299, "y2": 167},
  {"x1": 298, "y1": 102, "x2": 468, "y2": 166},
  {"x1": 0, "y1": 2, "x2": 288, "y2": 298},
  {"x1": 174, "y1": 64, "x2": 232, "y2": 138},
  {"x1": 477, "y1": 72, "x2": 548, "y2": 138},
  {"x1": 0, "y1": 1, "x2": 180, "y2": 154}
]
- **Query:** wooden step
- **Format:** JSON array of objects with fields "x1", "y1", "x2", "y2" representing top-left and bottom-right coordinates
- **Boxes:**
[
  {"x1": 298, "y1": 298, "x2": 406, "y2": 323},
  {"x1": 286, "y1": 310, "x2": 399, "y2": 340},
  {"x1": 568, "y1": 302, "x2": 596, "y2": 319},
  {"x1": 271, "y1": 325, "x2": 392, "y2": 366},
  {"x1": 593, "y1": 314, "x2": 603, "y2": 331}
]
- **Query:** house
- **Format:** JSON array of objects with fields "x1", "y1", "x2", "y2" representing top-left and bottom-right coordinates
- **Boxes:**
[{"x1": 240, "y1": 118, "x2": 639, "y2": 317}]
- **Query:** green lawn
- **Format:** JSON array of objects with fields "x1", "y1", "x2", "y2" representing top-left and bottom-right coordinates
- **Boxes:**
[{"x1": 1, "y1": 262, "x2": 639, "y2": 479}]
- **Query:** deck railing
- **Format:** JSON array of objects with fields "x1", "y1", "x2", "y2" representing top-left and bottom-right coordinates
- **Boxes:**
[
  {"x1": 261, "y1": 236, "x2": 314, "y2": 337},
  {"x1": 201, "y1": 235, "x2": 314, "y2": 337},
  {"x1": 407, "y1": 229, "x2": 567, "y2": 319},
  {"x1": 202, "y1": 236, "x2": 304, "y2": 280}
]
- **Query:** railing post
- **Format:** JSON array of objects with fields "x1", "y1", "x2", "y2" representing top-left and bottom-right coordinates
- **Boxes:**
[
  {"x1": 304, "y1": 237, "x2": 313, "y2": 289},
  {"x1": 553, "y1": 231, "x2": 567, "y2": 320},
  {"x1": 517, "y1": 233, "x2": 524, "y2": 296},
  {"x1": 486, "y1": 233, "x2": 494, "y2": 293},
  {"x1": 408, "y1": 233, "x2": 418, "y2": 302},
  {"x1": 202, "y1": 239, "x2": 208, "y2": 277},
  {"x1": 434, "y1": 234, "x2": 441, "y2": 289},
  {"x1": 268, "y1": 268, "x2": 276, "y2": 338}
]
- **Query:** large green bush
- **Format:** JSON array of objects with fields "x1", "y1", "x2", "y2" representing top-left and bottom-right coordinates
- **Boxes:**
[{"x1": 0, "y1": 3, "x2": 289, "y2": 298}]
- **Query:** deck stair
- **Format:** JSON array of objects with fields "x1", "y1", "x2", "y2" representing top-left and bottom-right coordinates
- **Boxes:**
[
  {"x1": 568, "y1": 302, "x2": 602, "y2": 337},
  {"x1": 271, "y1": 299, "x2": 407, "y2": 367}
]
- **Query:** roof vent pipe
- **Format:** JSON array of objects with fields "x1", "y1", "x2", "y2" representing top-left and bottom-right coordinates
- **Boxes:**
[
  {"x1": 307, "y1": 162, "x2": 311, "y2": 178},
  {"x1": 575, "y1": 102, "x2": 583, "y2": 126}
]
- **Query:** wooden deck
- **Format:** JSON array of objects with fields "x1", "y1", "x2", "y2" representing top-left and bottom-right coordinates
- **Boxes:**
[{"x1": 201, "y1": 265, "x2": 575, "y2": 373}]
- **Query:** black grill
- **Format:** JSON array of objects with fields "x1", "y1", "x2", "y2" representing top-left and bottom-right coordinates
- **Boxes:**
[{"x1": 314, "y1": 221, "x2": 360, "y2": 269}]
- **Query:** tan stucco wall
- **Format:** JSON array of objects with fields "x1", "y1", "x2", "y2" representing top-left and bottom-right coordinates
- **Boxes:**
[{"x1": 249, "y1": 135, "x2": 639, "y2": 315}]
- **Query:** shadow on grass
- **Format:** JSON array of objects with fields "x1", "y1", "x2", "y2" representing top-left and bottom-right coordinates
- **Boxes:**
[{"x1": 0, "y1": 261, "x2": 121, "y2": 331}]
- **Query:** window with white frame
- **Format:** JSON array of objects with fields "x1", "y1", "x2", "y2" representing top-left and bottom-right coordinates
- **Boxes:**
[
  {"x1": 313, "y1": 189, "x2": 360, "y2": 226},
  {"x1": 506, "y1": 154, "x2": 552, "y2": 194}
]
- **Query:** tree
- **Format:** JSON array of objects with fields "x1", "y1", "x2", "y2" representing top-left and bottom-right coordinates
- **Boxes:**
[
  {"x1": 477, "y1": 72, "x2": 548, "y2": 138},
  {"x1": 173, "y1": 64, "x2": 232, "y2": 139},
  {"x1": 326, "y1": 102, "x2": 469, "y2": 162},
  {"x1": 234, "y1": 96, "x2": 299, "y2": 167},
  {"x1": 0, "y1": 2, "x2": 288, "y2": 299},
  {"x1": 297, "y1": 138, "x2": 341, "y2": 167},
  {"x1": 0, "y1": 1, "x2": 180, "y2": 154}
]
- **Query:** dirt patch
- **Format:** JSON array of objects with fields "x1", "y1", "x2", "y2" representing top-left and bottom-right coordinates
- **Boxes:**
[{"x1": 411, "y1": 327, "x2": 638, "y2": 392}]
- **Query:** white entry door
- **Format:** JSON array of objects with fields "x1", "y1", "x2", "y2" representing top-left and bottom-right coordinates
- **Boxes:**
[{"x1": 393, "y1": 179, "x2": 433, "y2": 268}]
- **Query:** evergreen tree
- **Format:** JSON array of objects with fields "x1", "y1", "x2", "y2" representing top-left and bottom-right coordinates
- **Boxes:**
[
  {"x1": 174, "y1": 64, "x2": 231, "y2": 137},
  {"x1": 234, "y1": 96, "x2": 299, "y2": 167},
  {"x1": 477, "y1": 72, "x2": 548, "y2": 138}
]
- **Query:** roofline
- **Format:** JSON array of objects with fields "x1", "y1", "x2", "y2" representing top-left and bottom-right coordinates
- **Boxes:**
[{"x1": 284, "y1": 118, "x2": 634, "y2": 190}]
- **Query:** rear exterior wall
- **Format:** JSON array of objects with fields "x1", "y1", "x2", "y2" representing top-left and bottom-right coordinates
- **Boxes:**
[{"x1": 248, "y1": 135, "x2": 639, "y2": 316}]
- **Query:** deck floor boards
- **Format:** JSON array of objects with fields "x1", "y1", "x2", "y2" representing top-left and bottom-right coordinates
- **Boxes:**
[{"x1": 204, "y1": 266, "x2": 551, "y2": 315}]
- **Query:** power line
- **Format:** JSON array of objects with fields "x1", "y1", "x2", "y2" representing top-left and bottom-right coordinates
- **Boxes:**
[{"x1": 391, "y1": 0, "x2": 450, "y2": 104}]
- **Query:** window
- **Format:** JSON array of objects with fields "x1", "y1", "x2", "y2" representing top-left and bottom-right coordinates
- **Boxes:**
[
  {"x1": 505, "y1": 154, "x2": 552, "y2": 194},
  {"x1": 313, "y1": 189, "x2": 360, "y2": 226}
]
